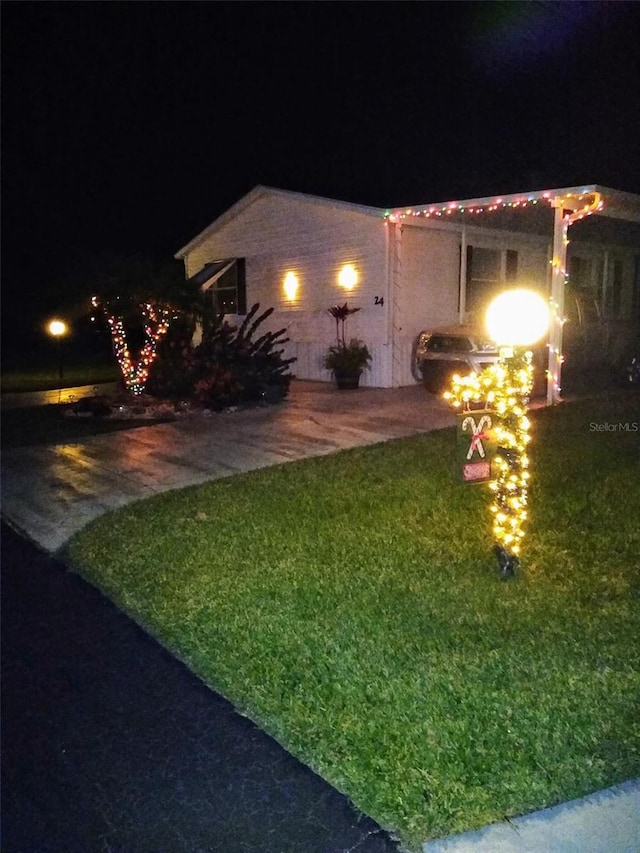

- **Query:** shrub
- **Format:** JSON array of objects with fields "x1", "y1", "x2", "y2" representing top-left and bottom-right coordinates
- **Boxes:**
[{"x1": 148, "y1": 304, "x2": 296, "y2": 408}]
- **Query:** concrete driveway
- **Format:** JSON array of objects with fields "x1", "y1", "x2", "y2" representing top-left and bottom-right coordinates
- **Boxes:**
[{"x1": 1, "y1": 381, "x2": 456, "y2": 553}]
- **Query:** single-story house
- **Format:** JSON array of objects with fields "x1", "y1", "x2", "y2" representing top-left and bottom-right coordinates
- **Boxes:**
[{"x1": 175, "y1": 184, "x2": 640, "y2": 402}]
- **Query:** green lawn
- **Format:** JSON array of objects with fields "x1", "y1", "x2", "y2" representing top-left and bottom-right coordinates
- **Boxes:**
[
  {"x1": 63, "y1": 392, "x2": 640, "y2": 850},
  {"x1": 1, "y1": 361, "x2": 120, "y2": 393}
]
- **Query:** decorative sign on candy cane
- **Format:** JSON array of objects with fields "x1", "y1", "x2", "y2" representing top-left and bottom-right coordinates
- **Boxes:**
[{"x1": 456, "y1": 410, "x2": 497, "y2": 483}]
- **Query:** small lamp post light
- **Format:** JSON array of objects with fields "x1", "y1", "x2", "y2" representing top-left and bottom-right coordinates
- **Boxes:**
[
  {"x1": 485, "y1": 289, "x2": 549, "y2": 578},
  {"x1": 47, "y1": 318, "x2": 69, "y2": 400}
]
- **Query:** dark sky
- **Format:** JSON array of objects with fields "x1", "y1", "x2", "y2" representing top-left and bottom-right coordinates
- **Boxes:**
[{"x1": 2, "y1": 1, "x2": 640, "y2": 328}]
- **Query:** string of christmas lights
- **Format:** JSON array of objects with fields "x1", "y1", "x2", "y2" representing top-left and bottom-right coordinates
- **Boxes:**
[
  {"x1": 444, "y1": 350, "x2": 535, "y2": 573},
  {"x1": 385, "y1": 189, "x2": 603, "y2": 223},
  {"x1": 103, "y1": 302, "x2": 170, "y2": 395}
]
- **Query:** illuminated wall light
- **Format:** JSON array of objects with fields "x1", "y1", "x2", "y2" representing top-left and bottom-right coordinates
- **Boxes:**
[
  {"x1": 338, "y1": 264, "x2": 358, "y2": 290},
  {"x1": 283, "y1": 271, "x2": 299, "y2": 303}
]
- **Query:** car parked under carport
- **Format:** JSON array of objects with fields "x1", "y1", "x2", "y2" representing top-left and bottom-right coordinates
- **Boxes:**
[
  {"x1": 413, "y1": 325, "x2": 548, "y2": 396},
  {"x1": 413, "y1": 326, "x2": 501, "y2": 393}
]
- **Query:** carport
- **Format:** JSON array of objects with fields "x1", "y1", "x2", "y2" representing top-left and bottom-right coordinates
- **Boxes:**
[{"x1": 388, "y1": 185, "x2": 640, "y2": 404}]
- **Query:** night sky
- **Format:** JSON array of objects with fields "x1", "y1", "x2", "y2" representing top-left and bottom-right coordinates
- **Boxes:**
[{"x1": 2, "y1": 1, "x2": 640, "y2": 344}]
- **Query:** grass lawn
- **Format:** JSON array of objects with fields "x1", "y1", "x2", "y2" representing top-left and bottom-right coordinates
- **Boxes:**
[
  {"x1": 1, "y1": 361, "x2": 120, "y2": 393},
  {"x1": 63, "y1": 392, "x2": 640, "y2": 851}
]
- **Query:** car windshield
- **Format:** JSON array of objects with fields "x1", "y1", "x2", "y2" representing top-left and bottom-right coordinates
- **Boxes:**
[{"x1": 426, "y1": 335, "x2": 473, "y2": 353}]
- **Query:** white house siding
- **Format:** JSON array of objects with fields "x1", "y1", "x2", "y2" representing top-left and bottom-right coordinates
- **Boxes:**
[
  {"x1": 391, "y1": 221, "x2": 550, "y2": 386},
  {"x1": 392, "y1": 225, "x2": 461, "y2": 386},
  {"x1": 179, "y1": 187, "x2": 639, "y2": 390},
  {"x1": 181, "y1": 190, "x2": 391, "y2": 386},
  {"x1": 459, "y1": 225, "x2": 549, "y2": 309}
]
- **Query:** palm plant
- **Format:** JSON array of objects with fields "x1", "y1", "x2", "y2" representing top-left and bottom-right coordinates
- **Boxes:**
[{"x1": 323, "y1": 303, "x2": 371, "y2": 385}]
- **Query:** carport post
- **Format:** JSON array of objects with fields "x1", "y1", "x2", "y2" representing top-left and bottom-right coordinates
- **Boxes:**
[{"x1": 547, "y1": 201, "x2": 568, "y2": 405}]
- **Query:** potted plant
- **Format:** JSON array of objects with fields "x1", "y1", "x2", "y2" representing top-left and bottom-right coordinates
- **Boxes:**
[{"x1": 323, "y1": 304, "x2": 371, "y2": 389}]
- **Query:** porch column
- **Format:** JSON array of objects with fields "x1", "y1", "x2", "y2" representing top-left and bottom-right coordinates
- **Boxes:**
[
  {"x1": 547, "y1": 202, "x2": 568, "y2": 405},
  {"x1": 547, "y1": 191, "x2": 603, "y2": 404},
  {"x1": 459, "y1": 226, "x2": 467, "y2": 325},
  {"x1": 390, "y1": 223, "x2": 403, "y2": 387}
]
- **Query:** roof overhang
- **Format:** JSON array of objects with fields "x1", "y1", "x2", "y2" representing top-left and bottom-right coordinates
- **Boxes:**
[
  {"x1": 187, "y1": 259, "x2": 236, "y2": 290},
  {"x1": 386, "y1": 185, "x2": 640, "y2": 225}
]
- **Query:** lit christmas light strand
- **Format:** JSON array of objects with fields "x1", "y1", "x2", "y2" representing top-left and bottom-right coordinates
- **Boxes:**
[
  {"x1": 385, "y1": 190, "x2": 603, "y2": 223},
  {"x1": 444, "y1": 350, "x2": 535, "y2": 566},
  {"x1": 104, "y1": 303, "x2": 170, "y2": 395}
]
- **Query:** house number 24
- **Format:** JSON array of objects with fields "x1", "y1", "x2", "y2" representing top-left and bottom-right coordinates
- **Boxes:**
[{"x1": 374, "y1": 296, "x2": 384, "y2": 306}]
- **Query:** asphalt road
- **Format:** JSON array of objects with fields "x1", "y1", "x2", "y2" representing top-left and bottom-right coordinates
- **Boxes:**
[{"x1": 1, "y1": 522, "x2": 400, "y2": 853}]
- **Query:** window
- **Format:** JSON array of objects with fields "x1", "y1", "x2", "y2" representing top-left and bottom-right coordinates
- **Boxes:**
[
  {"x1": 190, "y1": 258, "x2": 247, "y2": 316},
  {"x1": 212, "y1": 259, "x2": 246, "y2": 315},
  {"x1": 505, "y1": 250, "x2": 518, "y2": 283},
  {"x1": 568, "y1": 256, "x2": 592, "y2": 293},
  {"x1": 605, "y1": 259, "x2": 623, "y2": 318},
  {"x1": 462, "y1": 246, "x2": 520, "y2": 318}
]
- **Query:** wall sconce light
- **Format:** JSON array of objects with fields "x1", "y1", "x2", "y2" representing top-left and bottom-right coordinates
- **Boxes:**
[
  {"x1": 338, "y1": 264, "x2": 358, "y2": 291},
  {"x1": 283, "y1": 271, "x2": 299, "y2": 302}
]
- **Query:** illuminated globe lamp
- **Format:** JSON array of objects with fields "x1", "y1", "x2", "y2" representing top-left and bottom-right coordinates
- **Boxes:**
[
  {"x1": 46, "y1": 318, "x2": 69, "y2": 398},
  {"x1": 485, "y1": 289, "x2": 550, "y2": 578},
  {"x1": 47, "y1": 319, "x2": 68, "y2": 339}
]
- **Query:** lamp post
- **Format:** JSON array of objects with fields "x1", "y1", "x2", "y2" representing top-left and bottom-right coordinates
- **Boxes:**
[
  {"x1": 47, "y1": 319, "x2": 68, "y2": 402},
  {"x1": 485, "y1": 289, "x2": 549, "y2": 578}
]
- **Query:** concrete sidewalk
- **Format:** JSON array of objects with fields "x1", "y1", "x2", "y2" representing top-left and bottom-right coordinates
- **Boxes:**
[{"x1": 422, "y1": 779, "x2": 640, "y2": 852}]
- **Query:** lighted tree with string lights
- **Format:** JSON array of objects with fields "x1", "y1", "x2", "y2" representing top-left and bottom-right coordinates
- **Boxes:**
[
  {"x1": 445, "y1": 289, "x2": 549, "y2": 578},
  {"x1": 89, "y1": 253, "x2": 202, "y2": 396},
  {"x1": 94, "y1": 297, "x2": 171, "y2": 395}
]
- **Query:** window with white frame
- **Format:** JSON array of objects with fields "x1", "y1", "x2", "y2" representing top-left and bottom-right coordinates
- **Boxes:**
[
  {"x1": 568, "y1": 256, "x2": 593, "y2": 294},
  {"x1": 211, "y1": 259, "x2": 246, "y2": 316},
  {"x1": 464, "y1": 246, "x2": 519, "y2": 316},
  {"x1": 189, "y1": 259, "x2": 247, "y2": 317}
]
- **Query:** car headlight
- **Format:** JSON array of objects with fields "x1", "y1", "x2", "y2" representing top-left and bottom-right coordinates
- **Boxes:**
[{"x1": 415, "y1": 333, "x2": 432, "y2": 358}]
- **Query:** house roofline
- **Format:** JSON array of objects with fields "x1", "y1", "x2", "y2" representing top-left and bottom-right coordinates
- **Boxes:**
[
  {"x1": 176, "y1": 184, "x2": 640, "y2": 260},
  {"x1": 387, "y1": 185, "x2": 640, "y2": 223},
  {"x1": 175, "y1": 185, "x2": 387, "y2": 259}
]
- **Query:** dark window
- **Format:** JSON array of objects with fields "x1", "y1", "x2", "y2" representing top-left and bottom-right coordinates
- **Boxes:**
[
  {"x1": 466, "y1": 246, "x2": 501, "y2": 313},
  {"x1": 506, "y1": 250, "x2": 518, "y2": 283},
  {"x1": 580, "y1": 296, "x2": 600, "y2": 324},
  {"x1": 210, "y1": 259, "x2": 246, "y2": 316},
  {"x1": 568, "y1": 256, "x2": 592, "y2": 293},
  {"x1": 606, "y1": 259, "x2": 623, "y2": 318}
]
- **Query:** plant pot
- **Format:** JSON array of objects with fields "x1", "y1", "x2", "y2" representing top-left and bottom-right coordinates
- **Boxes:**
[{"x1": 334, "y1": 370, "x2": 362, "y2": 390}]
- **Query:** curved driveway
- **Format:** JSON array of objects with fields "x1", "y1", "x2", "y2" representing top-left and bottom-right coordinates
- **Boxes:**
[{"x1": 1, "y1": 381, "x2": 456, "y2": 553}]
